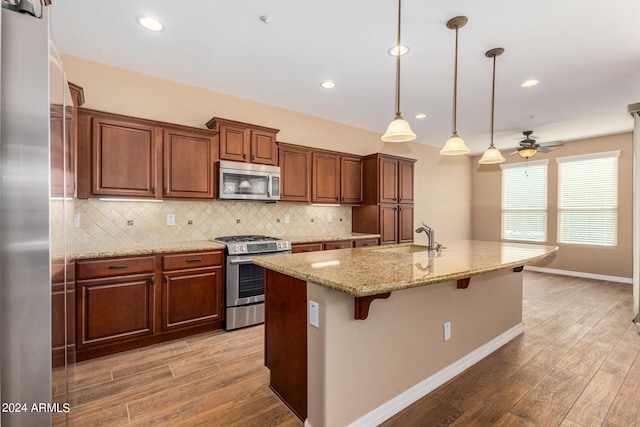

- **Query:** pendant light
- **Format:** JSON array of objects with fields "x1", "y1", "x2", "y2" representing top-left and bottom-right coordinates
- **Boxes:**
[
  {"x1": 479, "y1": 48, "x2": 507, "y2": 164},
  {"x1": 440, "y1": 16, "x2": 470, "y2": 155},
  {"x1": 381, "y1": 0, "x2": 416, "y2": 143}
]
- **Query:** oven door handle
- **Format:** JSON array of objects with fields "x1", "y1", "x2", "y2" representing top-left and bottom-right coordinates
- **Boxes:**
[{"x1": 228, "y1": 257, "x2": 256, "y2": 265}]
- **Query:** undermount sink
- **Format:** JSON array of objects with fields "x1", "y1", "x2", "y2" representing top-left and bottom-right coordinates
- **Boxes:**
[{"x1": 374, "y1": 244, "x2": 430, "y2": 254}]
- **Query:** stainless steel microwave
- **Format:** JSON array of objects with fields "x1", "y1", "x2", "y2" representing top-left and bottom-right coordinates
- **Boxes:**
[{"x1": 217, "y1": 160, "x2": 281, "y2": 201}]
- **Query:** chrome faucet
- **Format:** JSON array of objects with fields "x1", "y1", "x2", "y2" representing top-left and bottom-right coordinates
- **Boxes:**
[{"x1": 415, "y1": 222, "x2": 436, "y2": 251}]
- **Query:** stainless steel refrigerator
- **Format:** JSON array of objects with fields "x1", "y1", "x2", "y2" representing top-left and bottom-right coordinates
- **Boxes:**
[{"x1": 1, "y1": 2, "x2": 75, "y2": 425}]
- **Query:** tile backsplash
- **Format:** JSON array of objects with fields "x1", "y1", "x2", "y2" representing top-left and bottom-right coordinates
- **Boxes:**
[{"x1": 73, "y1": 199, "x2": 352, "y2": 250}]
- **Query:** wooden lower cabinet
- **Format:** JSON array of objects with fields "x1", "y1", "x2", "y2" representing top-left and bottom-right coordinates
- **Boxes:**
[
  {"x1": 352, "y1": 204, "x2": 414, "y2": 245},
  {"x1": 354, "y1": 238, "x2": 378, "y2": 248},
  {"x1": 75, "y1": 251, "x2": 224, "y2": 361},
  {"x1": 265, "y1": 270, "x2": 307, "y2": 421},
  {"x1": 51, "y1": 261, "x2": 75, "y2": 368},
  {"x1": 323, "y1": 240, "x2": 354, "y2": 250},
  {"x1": 291, "y1": 243, "x2": 323, "y2": 253},
  {"x1": 161, "y1": 252, "x2": 224, "y2": 331}
]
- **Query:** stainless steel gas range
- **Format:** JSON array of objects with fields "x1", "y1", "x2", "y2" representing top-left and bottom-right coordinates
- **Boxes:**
[{"x1": 214, "y1": 235, "x2": 291, "y2": 330}]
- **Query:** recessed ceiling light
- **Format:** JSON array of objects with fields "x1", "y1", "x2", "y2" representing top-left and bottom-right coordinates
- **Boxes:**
[
  {"x1": 388, "y1": 45, "x2": 409, "y2": 56},
  {"x1": 414, "y1": 113, "x2": 427, "y2": 119},
  {"x1": 137, "y1": 16, "x2": 165, "y2": 32},
  {"x1": 320, "y1": 81, "x2": 337, "y2": 89},
  {"x1": 520, "y1": 79, "x2": 539, "y2": 88}
]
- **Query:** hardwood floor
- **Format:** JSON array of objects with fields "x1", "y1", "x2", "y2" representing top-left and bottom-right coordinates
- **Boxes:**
[
  {"x1": 53, "y1": 272, "x2": 640, "y2": 426},
  {"x1": 381, "y1": 272, "x2": 640, "y2": 427}
]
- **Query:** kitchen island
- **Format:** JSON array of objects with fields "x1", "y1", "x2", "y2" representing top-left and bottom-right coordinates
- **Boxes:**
[{"x1": 253, "y1": 240, "x2": 557, "y2": 427}]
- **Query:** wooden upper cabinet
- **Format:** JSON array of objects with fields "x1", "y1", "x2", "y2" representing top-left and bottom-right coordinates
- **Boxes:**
[
  {"x1": 91, "y1": 115, "x2": 161, "y2": 198},
  {"x1": 398, "y1": 159, "x2": 415, "y2": 204},
  {"x1": 379, "y1": 156, "x2": 399, "y2": 204},
  {"x1": 206, "y1": 117, "x2": 279, "y2": 165},
  {"x1": 361, "y1": 153, "x2": 416, "y2": 205},
  {"x1": 163, "y1": 127, "x2": 217, "y2": 199},
  {"x1": 341, "y1": 155, "x2": 363, "y2": 204},
  {"x1": 77, "y1": 109, "x2": 218, "y2": 200},
  {"x1": 312, "y1": 151, "x2": 340, "y2": 203},
  {"x1": 217, "y1": 122, "x2": 249, "y2": 163},
  {"x1": 279, "y1": 143, "x2": 311, "y2": 202},
  {"x1": 251, "y1": 129, "x2": 278, "y2": 165}
]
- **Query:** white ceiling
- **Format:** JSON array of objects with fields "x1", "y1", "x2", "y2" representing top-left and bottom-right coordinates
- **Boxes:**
[{"x1": 50, "y1": 0, "x2": 640, "y2": 155}]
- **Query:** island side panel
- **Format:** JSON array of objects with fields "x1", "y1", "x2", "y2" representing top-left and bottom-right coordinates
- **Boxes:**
[
  {"x1": 264, "y1": 269, "x2": 308, "y2": 421},
  {"x1": 307, "y1": 269, "x2": 523, "y2": 427}
]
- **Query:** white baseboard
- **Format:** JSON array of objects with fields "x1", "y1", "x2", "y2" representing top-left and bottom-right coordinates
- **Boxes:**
[
  {"x1": 525, "y1": 266, "x2": 632, "y2": 284},
  {"x1": 346, "y1": 323, "x2": 525, "y2": 427}
]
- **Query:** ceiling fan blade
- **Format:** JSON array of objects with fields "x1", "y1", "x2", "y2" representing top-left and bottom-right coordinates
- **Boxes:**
[
  {"x1": 537, "y1": 147, "x2": 554, "y2": 153},
  {"x1": 507, "y1": 151, "x2": 519, "y2": 156},
  {"x1": 538, "y1": 140, "x2": 564, "y2": 147}
]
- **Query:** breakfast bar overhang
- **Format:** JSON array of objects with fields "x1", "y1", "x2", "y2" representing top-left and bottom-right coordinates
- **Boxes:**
[{"x1": 254, "y1": 240, "x2": 558, "y2": 427}]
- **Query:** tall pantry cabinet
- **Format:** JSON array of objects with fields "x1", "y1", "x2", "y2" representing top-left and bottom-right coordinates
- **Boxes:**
[{"x1": 352, "y1": 153, "x2": 416, "y2": 245}]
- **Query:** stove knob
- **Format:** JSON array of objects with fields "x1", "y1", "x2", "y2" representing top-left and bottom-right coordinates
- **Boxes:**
[
  {"x1": 277, "y1": 243, "x2": 282, "y2": 249},
  {"x1": 233, "y1": 245, "x2": 239, "y2": 252},
  {"x1": 241, "y1": 245, "x2": 246, "y2": 252}
]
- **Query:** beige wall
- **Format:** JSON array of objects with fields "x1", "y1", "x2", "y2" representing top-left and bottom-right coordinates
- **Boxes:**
[
  {"x1": 307, "y1": 269, "x2": 523, "y2": 426},
  {"x1": 61, "y1": 55, "x2": 472, "y2": 244},
  {"x1": 471, "y1": 133, "x2": 633, "y2": 279}
]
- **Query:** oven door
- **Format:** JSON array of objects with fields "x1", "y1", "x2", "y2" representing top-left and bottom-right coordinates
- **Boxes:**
[{"x1": 226, "y1": 251, "x2": 289, "y2": 307}]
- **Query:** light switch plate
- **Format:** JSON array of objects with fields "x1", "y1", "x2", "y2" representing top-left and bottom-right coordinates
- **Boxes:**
[
  {"x1": 309, "y1": 301, "x2": 320, "y2": 328},
  {"x1": 284, "y1": 214, "x2": 290, "y2": 224},
  {"x1": 167, "y1": 214, "x2": 176, "y2": 226}
]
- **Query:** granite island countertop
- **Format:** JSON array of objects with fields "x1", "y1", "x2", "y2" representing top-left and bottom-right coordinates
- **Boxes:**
[{"x1": 253, "y1": 240, "x2": 558, "y2": 297}]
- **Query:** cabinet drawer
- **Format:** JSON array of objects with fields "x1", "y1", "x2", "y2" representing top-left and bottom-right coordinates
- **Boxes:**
[
  {"x1": 323, "y1": 240, "x2": 354, "y2": 250},
  {"x1": 354, "y1": 238, "x2": 378, "y2": 248},
  {"x1": 162, "y1": 251, "x2": 223, "y2": 271},
  {"x1": 76, "y1": 256, "x2": 155, "y2": 280},
  {"x1": 291, "y1": 243, "x2": 323, "y2": 254}
]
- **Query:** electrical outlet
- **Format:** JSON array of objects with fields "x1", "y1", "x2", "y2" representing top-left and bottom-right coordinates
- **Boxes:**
[
  {"x1": 73, "y1": 213, "x2": 80, "y2": 228},
  {"x1": 284, "y1": 214, "x2": 290, "y2": 224},
  {"x1": 167, "y1": 214, "x2": 176, "y2": 226},
  {"x1": 444, "y1": 322, "x2": 451, "y2": 341},
  {"x1": 327, "y1": 214, "x2": 333, "y2": 223},
  {"x1": 309, "y1": 301, "x2": 320, "y2": 328}
]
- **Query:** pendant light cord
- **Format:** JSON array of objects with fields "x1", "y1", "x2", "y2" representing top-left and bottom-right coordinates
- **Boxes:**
[
  {"x1": 394, "y1": 0, "x2": 402, "y2": 118},
  {"x1": 452, "y1": 26, "x2": 459, "y2": 134},
  {"x1": 489, "y1": 54, "x2": 496, "y2": 148}
]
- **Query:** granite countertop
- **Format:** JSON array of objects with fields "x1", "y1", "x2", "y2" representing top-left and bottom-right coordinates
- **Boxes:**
[
  {"x1": 70, "y1": 233, "x2": 380, "y2": 260},
  {"x1": 71, "y1": 240, "x2": 227, "y2": 260},
  {"x1": 283, "y1": 233, "x2": 380, "y2": 245},
  {"x1": 252, "y1": 240, "x2": 558, "y2": 297}
]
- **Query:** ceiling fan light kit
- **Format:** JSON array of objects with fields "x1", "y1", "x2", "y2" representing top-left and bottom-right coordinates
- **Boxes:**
[
  {"x1": 440, "y1": 16, "x2": 470, "y2": 155},
  {"x1": 479, "y1": 47, "x2": 506, "y2": 165},
  {"x1": 381, "y1": 0, "x2": 416, "y2": 143}
]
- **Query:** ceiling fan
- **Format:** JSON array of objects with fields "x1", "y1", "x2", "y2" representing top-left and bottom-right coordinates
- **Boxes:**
[{"x1": 508, "y1": 130, "x2": 564, "y2": 159}]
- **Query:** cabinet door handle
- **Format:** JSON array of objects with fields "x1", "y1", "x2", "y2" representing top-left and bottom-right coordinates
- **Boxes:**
[
  {"x1": 243, "y1": 153, "x2": 247, "y2": 160},
  {"x1": 251, "y1": 154, "x2": 255, "y2": 161},
  {"x1": 150, "y1": 275, "x2": 155, "y2": 284},
  {"x1": 341, "y1": 196, "x2": 345, "y2": 201},
  {"x1": 108, "y1": 264, "x2": 128, "y2": 269},
  {"x1": 335, "y1": 245, "x2": 345, "y2": 249},
  {"x1": 164, "y1": 274, "x2": 169, "y2": 283},
  {"x1": 335, "y1": 196, "x2": 339, "y2": 201},
  {"x1": 186, "y1": 257, "x2": 203, "y2": 263},
  {"x1": 392, "y1": 197, "x2": 397, "y2": 201},
  {"x1": 302, "y1": 248, "x2": 314, "y2": 252}
]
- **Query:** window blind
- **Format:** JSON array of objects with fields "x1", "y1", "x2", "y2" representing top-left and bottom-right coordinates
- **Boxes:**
[
  {"x1": 557, "y1": 151, "x2": 620, "y2": 246},
  {"x1": 501, "y1": 160, "x2": 548, "y2": 242}
]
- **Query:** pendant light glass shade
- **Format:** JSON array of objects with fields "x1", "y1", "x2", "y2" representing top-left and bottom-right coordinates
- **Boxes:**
[
  {"x1": 382, "y1": 114, "x2": 416, "y2": 142},
  {"x1": 479, "y1": 47, "x2": 506, "y2": 165},
  {"x1": 441, "y1": 16, "x2": 469, "y2": 155},
  {"x1": 479, "y1": 146, "x2": 506, "y2": 164},
  {"x1": 382, "y1": 0, "x2": 416, "y2": 143},
  {"x1": 440, "y1": 133, "x2": 470, "y2": 155}
]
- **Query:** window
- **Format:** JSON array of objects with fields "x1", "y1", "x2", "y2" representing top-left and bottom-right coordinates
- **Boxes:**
[
  {"x1": 557, "y1": 151, "x2": 620, "y2": 246},
  {"x1": 501, "y1": 160, "x2": 548, "y2": 242}
]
